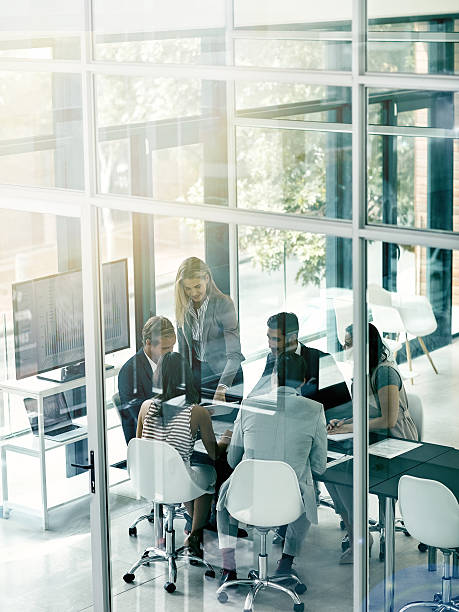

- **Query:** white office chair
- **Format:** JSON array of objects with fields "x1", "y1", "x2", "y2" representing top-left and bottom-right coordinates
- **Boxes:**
[
  {"x1": 122, "y1": 438, "x2": 216, "y2": 593},
  {"x1": 368, "y1": 284, "x2": 405, "y2": 358},
  {"x1": 112, "y1": 392, "x2": 190, "y2": 537},
  {"x1": 216, "y1": 459, "x2": 306, "y2": 612},
  {"x1": 395, "y1": 293, "x2": 439, "y2": 376},
  {"x1": 398, "y1": 475, "x2": 459, "y2": 611}
]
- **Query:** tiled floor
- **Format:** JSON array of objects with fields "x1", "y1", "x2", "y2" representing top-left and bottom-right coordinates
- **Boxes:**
[{"x1": 1, "y1": 339, "x2": 458, "y2": 611}]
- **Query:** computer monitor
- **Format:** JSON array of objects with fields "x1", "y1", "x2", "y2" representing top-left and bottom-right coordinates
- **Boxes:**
[{"x1": 12, "y1": 259, "x2": 130, "y2": 380}]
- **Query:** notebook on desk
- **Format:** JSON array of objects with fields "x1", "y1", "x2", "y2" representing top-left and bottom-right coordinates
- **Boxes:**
[{"x1": 24, "y1": 393, "x2": 87, "y2": 442}]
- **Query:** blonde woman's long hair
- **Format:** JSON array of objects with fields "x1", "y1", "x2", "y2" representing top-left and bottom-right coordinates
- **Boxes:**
[{"x1": 175, "y1": 257, "x2": 227, "y2": 327}]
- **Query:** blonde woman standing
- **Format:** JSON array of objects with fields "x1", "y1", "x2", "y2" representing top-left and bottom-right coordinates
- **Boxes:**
[{"x1": 175, "y1": 257, "x2": 244, "y2": 409}]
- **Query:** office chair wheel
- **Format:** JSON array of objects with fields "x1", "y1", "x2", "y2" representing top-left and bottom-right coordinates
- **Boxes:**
[
  {"x1": 123, "y1": 573, "x2": 135, "y2": 583},
  {"x1": 205, "y1": 569, "x2": 215, "y2": 579},
  {"x1": 128, "y1": 526, "x2": 137, "y2": 537},
  {"x1": 218, "y1": 591, "x2": 228, "y2": 603},
  {"x1": 164, "y1": 581, "x2": 176, "y2": 593},
  {"x1": 340, "y1": 520, "x2": 346, "y2": 530},
  {"x1": 293, "y1": 603, "x2": 304, "y2": 612},
  {"x1": 295, "y1": 582, "x2": 307, "y2": 594},
  {"x1": 418, "y1": 543, "x2": 428, "y2": 553}
]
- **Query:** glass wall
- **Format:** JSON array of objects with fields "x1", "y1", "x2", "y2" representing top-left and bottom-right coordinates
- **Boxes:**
[
  {"x1": 0, "y1": 209, "x2": 95, "y2": 610},
  {"x1": 0, "y1": 1, "x2": 458, "y2": 611}
]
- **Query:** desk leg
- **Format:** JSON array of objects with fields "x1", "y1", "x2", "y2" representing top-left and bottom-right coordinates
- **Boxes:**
[
  {"x1": 1, "y1": 446, "x2": 9, "y2": 518},
  {"x1": 384, "y1": 497, "x2": 395, "y2": 612},
  {"x1": 38, "y1": 397, "x2": 49, "y2": 530}
]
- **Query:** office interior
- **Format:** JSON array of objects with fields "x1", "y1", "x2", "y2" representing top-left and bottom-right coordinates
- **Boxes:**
[{"x1": 0, "y1": 1, "x2": 458, "y2": 611}]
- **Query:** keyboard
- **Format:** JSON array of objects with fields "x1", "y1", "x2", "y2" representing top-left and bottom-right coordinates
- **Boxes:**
[{"x1": 46, "y1": 424, "x2": 80, "y2": 436}]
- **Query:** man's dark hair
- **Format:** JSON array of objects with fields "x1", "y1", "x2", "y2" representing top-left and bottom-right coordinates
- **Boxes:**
[
  {"x1": 267, "y1": 312, "x2": 299, "y2": 337},
  {"x1": 277, "y1": 352, "x2": 306, "y2": 388}
]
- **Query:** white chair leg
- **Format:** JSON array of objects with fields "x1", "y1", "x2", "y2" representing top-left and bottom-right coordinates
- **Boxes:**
[
  {"x1": 405, "y1": 338, "x2": 414, "y2": 385},
  {"x1": 418, "y1": 337, "x2": 439, "y2": 374}
]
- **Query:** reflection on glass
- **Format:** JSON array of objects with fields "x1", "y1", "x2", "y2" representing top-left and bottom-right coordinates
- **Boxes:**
[
  {"x1": 235, "y1": 39, "x2": 352, "y2": 71},
  {"x1": 96, "y1": 76, "x2": 228, "y2": 204},
  {"x1": 237, "y1": 127, "x2": 352, "y2": 218},
  {"x1": 93, "y1": 0, "x2": 226, "y2": 65},
  {"x1": 1, "y1": 2, "x2": 82, "y2": 60},
  {"x1": 367, "y1": 8, "x2": 459, "y2": 74},
  {"x1": 367, "y1": 88, "x2": 459, "y2": 232},
  {"x1": 236, "y1": 83, "x2": 352, "y2": 123},
  {"x1": 0, "y1": 72, "x2": 83, "y2": 189},
  {"x1": 367, "y1": 240, "x2": 458, "y2": 609}
]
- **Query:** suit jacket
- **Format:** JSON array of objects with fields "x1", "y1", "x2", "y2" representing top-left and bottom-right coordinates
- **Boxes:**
[
  {"x1": 249, "y1": 342, "x2": 351, "y2": 411},
  {"x1": 177, "y1": 293, "x2": 244, "y2": 388},
  {"x1": 218, "y1": 387, "x2": 327, "y2": 525},
  {"x1": 118, "y1": 349, "x2": 155, "y2": 414}
]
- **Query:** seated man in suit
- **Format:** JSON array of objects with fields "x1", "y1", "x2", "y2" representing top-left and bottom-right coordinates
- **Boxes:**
[
  {"x1": 117, "y1": 316, "x2": 176, "y2": 445},
  {"x1": 249, "y1": 312, "x2": 351, "y2": 418},
  {"x1": 216, "y1": 352, "x2": 328, "y2": 586}
]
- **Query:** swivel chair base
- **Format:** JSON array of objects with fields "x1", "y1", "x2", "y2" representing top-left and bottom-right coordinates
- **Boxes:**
[
  {"x1": 399, "y1": 550, "x2": 459, "y2": 612},
  {"x1": 123, "y1": 504, "x2": 215, "y2": 592},
  {"x1": 216, "y1": 528, "x2": 306, "y2": 612},
  {"x1": 128, "y1": 503, "x2": 188, "y2": 537}
]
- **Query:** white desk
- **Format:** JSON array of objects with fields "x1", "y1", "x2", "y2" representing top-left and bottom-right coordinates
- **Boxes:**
[{"x1": 0, "y1": 367, "x2": 127, "y2": 529}]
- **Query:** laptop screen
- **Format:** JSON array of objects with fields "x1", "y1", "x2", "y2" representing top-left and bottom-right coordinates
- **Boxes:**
[{"x1": 24, "y1": 393, "x2": 72, "y2": 434}]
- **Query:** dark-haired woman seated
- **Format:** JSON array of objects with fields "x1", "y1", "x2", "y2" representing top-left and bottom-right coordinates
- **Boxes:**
[
  {"x1": 137, "y1": 351, "x2": 232, "y2": 559},
  {"x1": 326, "y1": 323, "x2": 418, "y2": 563}
]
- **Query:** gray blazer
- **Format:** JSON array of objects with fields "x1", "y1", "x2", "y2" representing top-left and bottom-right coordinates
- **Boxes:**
[
  {"x1": 218, "y1": 386, "x2": 327, "y2": 525},
  {"x1": 177, "y1": 293, "x2": 244, "y2": 388}
]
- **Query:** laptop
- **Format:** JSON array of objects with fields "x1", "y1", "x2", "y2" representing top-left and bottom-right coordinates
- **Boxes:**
[{"x1": 24, "y1": 393, "x2": 87, "y2": 442}]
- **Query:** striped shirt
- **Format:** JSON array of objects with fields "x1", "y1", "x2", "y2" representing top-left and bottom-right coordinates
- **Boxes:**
[
  {"x1": 188, "y1": 296, "x2": 209, "y2": 361},
  {"x1": 141, "y1": 399, "x2": 196, "y2": 465}
]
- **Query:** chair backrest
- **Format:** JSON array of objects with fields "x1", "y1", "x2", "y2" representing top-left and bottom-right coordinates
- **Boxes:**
[
  {"x1": 225, "y1": 459, "x2": 304, "y2": 528},
  {"x1": 112, "y1": 392, "x2": 121, "y2": 409},
  {"x1": 333, "y1": 298, "x2": 353, "y2": 347},
  {"x1": 398, "y1": 475, "x2": 459, "y2": 549},
  {"x1": 127, "y1": 438, "x2": 208, "y2": 505},
  {"x1": 367, "y1": 284, "x2": 406, "y2": 335},
  {"x1": 405, "y1": 393, "x2": 423, "y2": 441},
  {"x1": 395, "y1": 295, "x2": 437, "y2": 337}
]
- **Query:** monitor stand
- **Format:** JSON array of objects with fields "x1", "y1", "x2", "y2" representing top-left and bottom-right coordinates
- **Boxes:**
[{"x1": 37, "y1": 362, "x2": 114, "y2": 383}]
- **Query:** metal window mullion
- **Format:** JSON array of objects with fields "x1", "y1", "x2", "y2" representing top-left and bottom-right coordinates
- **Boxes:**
[
  {"x1": 81, "y1": 2, "x2": 112, "y2": 611},
  {"x1": 225, "y1": 0, "x2": 239, "y2": 309},
  {"x1": 234, "y1": 116, "x2": 352, "y2": 133},
  {"x1": 353, "y1": 0, "x2": 369, "y2": 607},
  {"x1": 361, "y1": 72, "x2": 459, "y2": 92},
  {"x1": 361, "y1": 225, "x2": 459, "y2": 251}
]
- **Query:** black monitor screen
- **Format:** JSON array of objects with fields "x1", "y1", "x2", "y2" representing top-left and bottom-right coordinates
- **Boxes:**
[{"x1": 12, "y1": 259, "x2": 130, "y2": 379}]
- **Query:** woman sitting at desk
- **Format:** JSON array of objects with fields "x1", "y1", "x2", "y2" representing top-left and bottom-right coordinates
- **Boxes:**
[
  {"x1": 136, "y1": 351, "x2": 232, "y2": 559},
  {"x1": 327, "y1": 322, "x2": 418, "y2": 563}
]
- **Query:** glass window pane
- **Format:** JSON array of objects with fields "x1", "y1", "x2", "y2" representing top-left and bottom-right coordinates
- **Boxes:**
[
  {"x1": 367, "y1": 88, "x2": 459, "y2": 232},
  {"x1": 93, "y1": 0, "x2": 226, "y2": 65},
  {"x1": 0, "y1": 72, "x2": 84, "y2": 189},
  {"x1": 236, "y1": 83, "x2": 352, "y2": 124},
  {"x1": 0, "y1": 209, "x2": 95, "y2": 608},
  {"x1": 1, "y1": 1, "x2": 82, "y2": 60},
  {"x1": 96, "y1": 75, "x2": 228, "y2": 205},
  {"x1": 367, "y1": 239, "x2": 458, "y2": 608},
  {"x1": 367, "y1": 5, "x2": 459, "y2": 75},
  {"x1": 237, "y1": 127, "x2": 352, "y2": 219}
]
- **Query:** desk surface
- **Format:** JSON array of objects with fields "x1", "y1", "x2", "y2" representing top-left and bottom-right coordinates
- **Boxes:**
[
  {"x1": 318, "y1": 441, "x2": 453, "y2": 494},
  {"x1": 372, "y1": 447, "x2": 459, "y2": 500}
]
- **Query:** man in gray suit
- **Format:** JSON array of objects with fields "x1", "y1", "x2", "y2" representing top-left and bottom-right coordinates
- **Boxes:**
[{"x1": 216, "y1": 352, "x2": 328, "y2": 586}]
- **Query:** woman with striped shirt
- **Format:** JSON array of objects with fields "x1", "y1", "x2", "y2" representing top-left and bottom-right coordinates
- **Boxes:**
[{"x1": 137, "y1": 351, "x2": 232, "y2": 558}]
